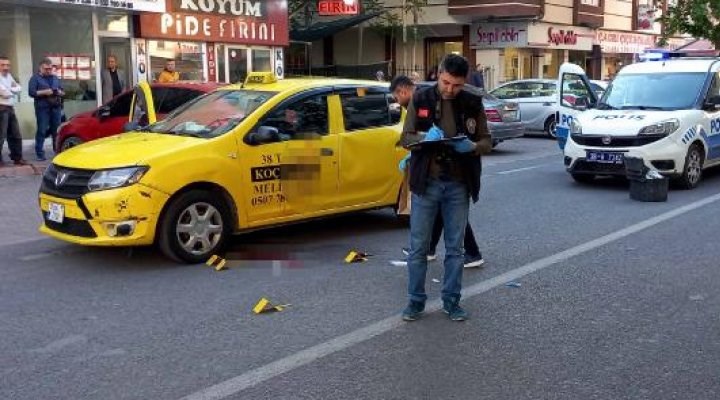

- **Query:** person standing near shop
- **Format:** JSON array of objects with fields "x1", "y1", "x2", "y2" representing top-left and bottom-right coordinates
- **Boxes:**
[
  {"x1": 400, "y1": 54, "x2": 491, "y2": 322},
  {"x1": 0, "y1": 55, "x2": 26, "y2": 166},
  {"x1": 157, "y1": 59, "x2": 180, "y2": 83},
  {"x1": 469, "y1": 63, "x2": 485, "y2": 90},
  {"x1": 29, "y1": 58, "x2": 64, "y2": 161},
  {"x1": 101, "y1": 55, "x2": 125, "y2": 104}
]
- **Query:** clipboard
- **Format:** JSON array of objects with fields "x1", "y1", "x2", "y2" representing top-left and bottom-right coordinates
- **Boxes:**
[{"x1": 407, "y1": 135, "x2": 467, "y2": 150}]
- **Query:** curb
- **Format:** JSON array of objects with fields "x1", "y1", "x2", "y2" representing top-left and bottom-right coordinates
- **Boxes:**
[{"x1": 0, "y1": 162, "x2": 49, "y2": 178}]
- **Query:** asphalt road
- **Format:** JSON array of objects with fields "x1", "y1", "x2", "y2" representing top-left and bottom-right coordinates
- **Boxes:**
[{"x1": 2, "y1": 137, "x2": 720, "y2": 400}]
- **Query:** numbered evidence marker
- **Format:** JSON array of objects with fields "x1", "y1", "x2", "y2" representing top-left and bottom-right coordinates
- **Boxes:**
[
  {"x1": 253, "y1": 297, "x2": 291, "y2": 314},
  {"x1": 206, "y1": 255, "x2": 228, "y2": 271}
]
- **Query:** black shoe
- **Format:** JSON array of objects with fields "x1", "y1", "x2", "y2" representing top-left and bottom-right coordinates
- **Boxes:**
[
  {"x1": 13, "y1": 159, "x2": 29, "y2": 166},
  {"x1": 402, "y1": 300, "x2": 425, "y2": 321},
  {"x1": 443, "y1": 299, "x2": 469, "y2": 321}
]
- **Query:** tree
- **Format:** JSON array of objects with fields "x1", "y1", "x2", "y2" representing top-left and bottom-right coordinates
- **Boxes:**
[{"x1": 659, "y1": 0, "x2": 720, "y2": 49}]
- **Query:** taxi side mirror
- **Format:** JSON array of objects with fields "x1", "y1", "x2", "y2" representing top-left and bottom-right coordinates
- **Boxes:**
[{"x1": 247, "y1": 126, "x2": 281, "y2": 145}]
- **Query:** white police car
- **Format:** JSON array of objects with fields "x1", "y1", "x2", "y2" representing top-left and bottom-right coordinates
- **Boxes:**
[{"x1": 556, "y1": 50, "x2": 720, "y2": 189}]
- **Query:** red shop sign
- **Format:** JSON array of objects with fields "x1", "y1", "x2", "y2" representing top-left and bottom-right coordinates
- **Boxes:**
[
  {"x1": 318, "y1": 0, "x2": 359, "y2": 16},
  {"x1": 547, "y1": 27, "x2": 578, "y2": 46}
]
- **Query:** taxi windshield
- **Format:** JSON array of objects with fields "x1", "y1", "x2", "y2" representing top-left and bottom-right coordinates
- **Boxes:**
[
  {"x1": 601, "y1": 72, "x2": 706, "y2": 111},
  {"x1": 146, "y1": 90, "x2": 277, "y2": 137}
]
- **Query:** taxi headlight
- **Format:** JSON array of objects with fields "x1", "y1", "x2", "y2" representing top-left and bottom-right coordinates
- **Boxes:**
[
  {"x1": 638, "y1": 119, "x2": 679, "y2": 136},
  {"x1": 570, "y1": 119, "x2": 582, "y2": 135},
  {"x1": 88, "y1": 167, "x2": 148, "y2": 192}
]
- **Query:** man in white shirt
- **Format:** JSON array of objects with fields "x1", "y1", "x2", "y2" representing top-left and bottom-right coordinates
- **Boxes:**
[{"x1": 0, "y1": 55, "x2": 26, "y2": 166}]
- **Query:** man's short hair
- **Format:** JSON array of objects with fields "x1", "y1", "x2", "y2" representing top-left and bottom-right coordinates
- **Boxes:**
[
  {"x1": 439, "y1": 54, "x2": 469, "y2": 78},
  {"x1": 39, "y1": 58, "x2": 52, "y2": 66},
  {"x1": 390, "y1": 75, "x2": 415, "y2": 92},
  {"x1": 0, "y1": 55, "x2": 8, "y2": 61}
]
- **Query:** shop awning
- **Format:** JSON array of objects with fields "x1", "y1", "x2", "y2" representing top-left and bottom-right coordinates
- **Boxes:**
[
  {"x1": 290, "y1": 12, "x2": 382, "y2": 43},
  {"x1": 677, "y1": 39, "x2": 715, "y2": 51}
]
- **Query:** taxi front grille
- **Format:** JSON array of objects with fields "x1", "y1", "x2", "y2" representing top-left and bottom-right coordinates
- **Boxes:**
[
  {"x1": 43, "y1": 214, "x2": 97, "y2": 238},
  {"x1": 40, "y1": 164, "x2": 94, "y2": 199},
  {"x1": 571, "y1": 134, "x2": 665, "y2": 148}
]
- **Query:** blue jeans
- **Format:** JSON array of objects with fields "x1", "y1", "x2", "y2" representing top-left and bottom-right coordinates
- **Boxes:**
[
  {"x1": 35, "y1": 106, "x2": 61, "y2": 157},
  {"x1": 407, "y1": 179, "x2": 469, "y2": 304}
]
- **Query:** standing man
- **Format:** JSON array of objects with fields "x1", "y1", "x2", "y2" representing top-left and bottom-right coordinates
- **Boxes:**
[
  {"x1": 101, "y1": 55, "x2": 125, "y2": 104},
  {"x1": 400, "y1": 55, "x2": 491, "y2": 322},
  {"x1": 29, "y1": 58, "x2": 64, "y2": 161},
  {"x1": 0, "y1": 55, "x2": 26, "y2": 166},
  {"x1": 157, "y1": 59, "x2": 180, "y2": 83},
  {"x1": 391, "y1": 75, "x2": 485, "y2": 268},
  {"x1": 469, "y1": 64, "x2": 485, "y2": 90}
]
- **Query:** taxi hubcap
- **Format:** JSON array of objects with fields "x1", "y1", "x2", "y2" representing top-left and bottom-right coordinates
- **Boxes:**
[{"x1": 176, "y1": 202, "x2": 223, "y2": 255}]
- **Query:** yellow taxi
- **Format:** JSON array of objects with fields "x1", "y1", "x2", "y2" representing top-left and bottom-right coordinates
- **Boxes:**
[{"x1": 39, "y1": 73, "x2": 407, "y2": 263}]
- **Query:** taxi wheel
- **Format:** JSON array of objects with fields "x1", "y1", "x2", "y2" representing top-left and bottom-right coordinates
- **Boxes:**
[
  {"x1": 60, "y1": 136, "x2": 83, "y2": 152},
  {"x1": 158, "y1": 190, "x2": 230, "y2": 263},
  {"x1": 675, "y1": 144, "x2": 704, "y2": 190}
]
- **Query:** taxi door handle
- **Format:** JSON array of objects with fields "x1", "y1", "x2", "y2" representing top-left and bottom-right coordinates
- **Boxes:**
[{"x1": 321, "y1": 148, "x2": 334, "y2": 156}]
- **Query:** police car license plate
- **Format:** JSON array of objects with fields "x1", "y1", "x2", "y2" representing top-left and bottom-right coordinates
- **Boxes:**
[
  {"x1": 48, "y1": 202, "x2": 64, "y2": 224},
  {"x1": 587, "y1": 151, "x2": 624, "y2": 164}
]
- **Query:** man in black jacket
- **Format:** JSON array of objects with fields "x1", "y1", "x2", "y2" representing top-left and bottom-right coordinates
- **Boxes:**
[{"x1": 400, "y1": 55, "x2": 491, "y2": 322}]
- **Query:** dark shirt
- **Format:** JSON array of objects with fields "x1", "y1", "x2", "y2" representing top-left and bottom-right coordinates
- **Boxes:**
[
  {"x1": 110, "y1": 70, "x2": 122, "y2": 96},
  {"x1": 28, "y1": 73, "x2": 63, "y2": 109}
]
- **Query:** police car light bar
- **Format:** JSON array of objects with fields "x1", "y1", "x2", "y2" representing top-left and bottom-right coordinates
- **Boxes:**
[{"x1": 639, "y1": 48, "x2": 719, "y2": 62}]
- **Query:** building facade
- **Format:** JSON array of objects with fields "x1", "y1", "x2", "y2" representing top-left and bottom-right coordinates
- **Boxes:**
[{"x1": 0, "y1": 0, "x2": 164, "y2": 137}]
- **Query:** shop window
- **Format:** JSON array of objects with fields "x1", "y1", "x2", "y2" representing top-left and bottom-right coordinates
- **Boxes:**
[
  {"x1": 29, "y1": 8, "x2": 96, "y2": 118},
  {"x1": 340, "y1": 91, "x2": 393, "y2": 131},
  {"x1": 262, "y1": 94, "x2": 329, "y2": 139},
  {"x1": 252, "y1": 49, "x2": 272, "y2": 72},
  {"x1": 97, "y1": 11, "x2": 129, "y2": 33},
  {"x1": 148, "y1": 41, "x2": 204, "y2": 82}
]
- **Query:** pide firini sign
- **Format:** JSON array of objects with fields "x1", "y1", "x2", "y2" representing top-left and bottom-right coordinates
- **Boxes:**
[{"x1": 139, "y1": 0, "x2": 289, "y2": 46}]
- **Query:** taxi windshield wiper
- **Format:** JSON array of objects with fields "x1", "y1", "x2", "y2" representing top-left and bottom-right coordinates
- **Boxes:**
[{"x1": 620, "y1": 105, "x2": 665, "y2": 110}]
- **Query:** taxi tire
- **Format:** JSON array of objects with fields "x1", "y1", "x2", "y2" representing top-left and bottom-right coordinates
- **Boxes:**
[
  {"x1": 158, "y1": 190, "x2": 231, "y2": 264},
  {"x1": 675, "y1": 143, "x2": 704, "y2": 190}
]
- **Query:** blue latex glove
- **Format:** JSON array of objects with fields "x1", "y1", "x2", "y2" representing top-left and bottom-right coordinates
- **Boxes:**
[
  {"x1": 398, "y1": 154, "x2": 411, "y2": 171},
  {"x1": 450, "y1": 138, "x2": 476, "y2": 153},
  {"x1": 423, "y1": 124, "x2": 444, "y2": 141}
]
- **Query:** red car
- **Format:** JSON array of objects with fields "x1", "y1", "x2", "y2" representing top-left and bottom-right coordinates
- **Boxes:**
[{"x1": 56, "y1": 82, "x2": 223, "y2": 152}]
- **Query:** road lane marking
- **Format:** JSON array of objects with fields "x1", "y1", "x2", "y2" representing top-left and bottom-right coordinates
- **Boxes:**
[
  {"x1": 180, "y1": 190, "x2": 720, "y2": 400},
  {"x1": 497, "y1": 165, "x2": 546, "y2": 175}
]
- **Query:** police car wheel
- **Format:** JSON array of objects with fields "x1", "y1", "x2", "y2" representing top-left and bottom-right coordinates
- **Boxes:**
[
  {"x1": 544, "y1": 117, "x2": 557, "y2": 138},
  {"x1": 571, "y1": 173, "x2": 595, "y2": 184},
  {"x1": 60, "y1": 136, "x2": 83, "y2": 152},
  {"x1": 676, "y1": 144, "x2": 704, "y2": 190},
  {"x1": 158, "y1": 190, "x2": 230, "y2": 263}
]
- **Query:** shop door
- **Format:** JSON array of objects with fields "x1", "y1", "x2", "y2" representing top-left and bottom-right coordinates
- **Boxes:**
[
  {"x1": 100, "y1": 38, "x2": 132, "y2": 100},
  {"x1": 226, "y1": 47, "x2": 248, "y2": 84}
]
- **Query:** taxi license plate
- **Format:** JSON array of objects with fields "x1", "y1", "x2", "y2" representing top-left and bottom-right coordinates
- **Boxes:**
[
  {"x1": 587, "y1": 151, "x2": 624, "y2": 164},
  {"x1": 48, "y1": 202, "x2": 64, "y2": 224}
]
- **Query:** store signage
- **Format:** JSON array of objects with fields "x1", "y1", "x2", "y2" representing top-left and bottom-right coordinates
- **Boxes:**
[
  {"x1": 470, "y1": 22, "x2": 528, "y2": 48},
  {"x1": 207, "y1": 43, "x2": 217, "y2": 82},
  {"x1": 547, "y1": 28, "x2": 577, "y2": 46},
  {"x1": 42, "y1": 0, "x2": 165, "y2": 12},
  {"x1": 596, "y1": 30, "x2": 656, "y2": 54},
  {"x1": 139, "y1": 0, "x2": 288, "y2": 46},
  {"x1": 318, "y1": 0, "x2": 359, "y2": 16}
]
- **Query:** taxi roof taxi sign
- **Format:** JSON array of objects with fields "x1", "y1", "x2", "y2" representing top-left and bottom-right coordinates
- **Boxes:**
[{"x1": 244, "y1": 72, "x2": 277, "y2": 85}]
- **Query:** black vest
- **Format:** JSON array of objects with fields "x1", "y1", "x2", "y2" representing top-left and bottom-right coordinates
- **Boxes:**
[{"x1": 408, "y1": 85, "x2": 484, "y2": 202}]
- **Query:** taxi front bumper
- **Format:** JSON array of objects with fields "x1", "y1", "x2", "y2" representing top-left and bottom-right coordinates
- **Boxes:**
[{"x1": 39, "y1": 184, "x2": 169, "y2": 246}]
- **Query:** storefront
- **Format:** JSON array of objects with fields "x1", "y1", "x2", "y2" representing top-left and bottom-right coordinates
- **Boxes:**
[
  {"x1": 136, "y1": 0, "x2": 288, "y2": 84},
  {"x1": 595, "y1": 30, "x2": 656, "y2": 80},
  {"x1": 470, "y1": 22, "x2": 594, "y2": 87},
  {"x1": 0, "y1": 0, "x2": 165, "y2": 138}
]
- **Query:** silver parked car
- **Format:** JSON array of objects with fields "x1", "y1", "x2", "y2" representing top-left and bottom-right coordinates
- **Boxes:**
[
  {"x1": 416, "y1": 82, "x2": 525, "y2": 148},
  {"x1": 490, "y1": 79, "x2": 606, "y2": 137}
]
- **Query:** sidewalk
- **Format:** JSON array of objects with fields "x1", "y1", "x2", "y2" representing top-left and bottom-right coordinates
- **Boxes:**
[{"x1": 0, "y1": 139, "x2": 53, "y2": 178}]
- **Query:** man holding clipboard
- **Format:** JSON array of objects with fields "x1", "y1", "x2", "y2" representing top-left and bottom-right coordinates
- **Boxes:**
[{"x1": 398, "y1": 54, "x2": 491, "y2": 322}]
